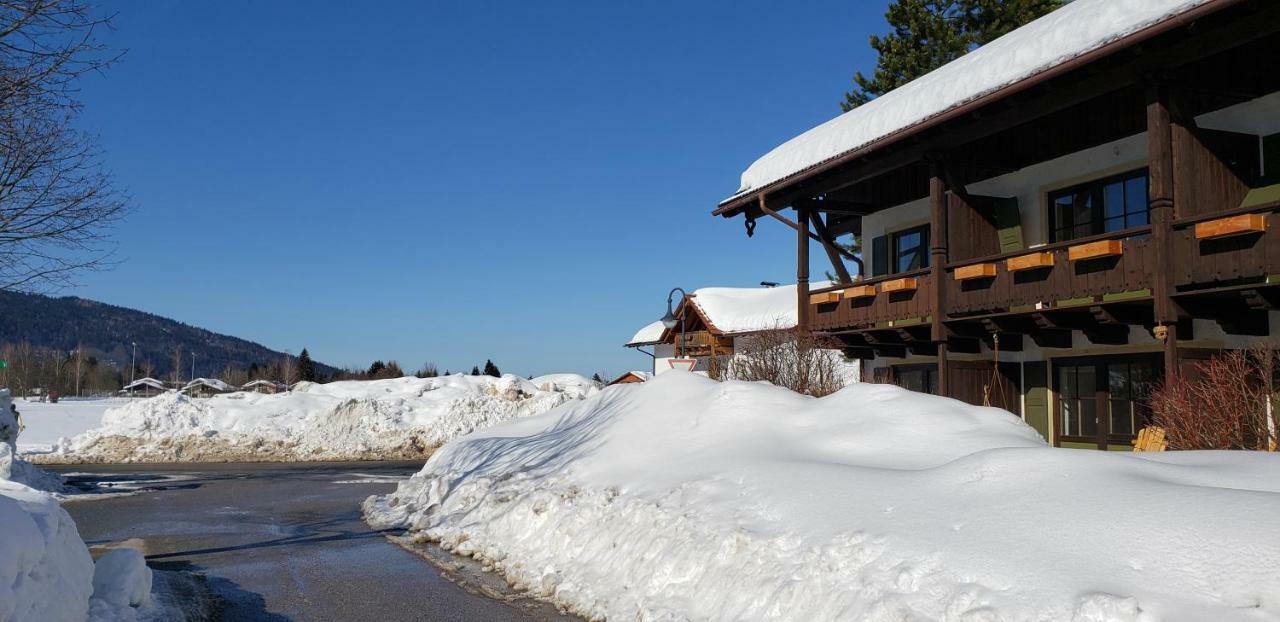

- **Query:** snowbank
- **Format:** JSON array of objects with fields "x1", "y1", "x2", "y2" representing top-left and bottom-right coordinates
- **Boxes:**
[
  {"x1": 0, "y1": 389, "x2": 159, "y2": 621},
  {"x1": 15, "y1": 398, "x2": 124, "y2": 455},
  {"x1": 42, "y1": 374, "x2": 598, "y2": 464},
  {"x1": 366, "y1": 372, "x2": 1280, "y2": 621}
]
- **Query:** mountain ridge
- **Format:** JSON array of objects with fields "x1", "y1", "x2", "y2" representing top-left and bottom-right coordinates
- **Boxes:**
[{"x1": 0, "y1": 290, "x2": 337, "y2": 378}]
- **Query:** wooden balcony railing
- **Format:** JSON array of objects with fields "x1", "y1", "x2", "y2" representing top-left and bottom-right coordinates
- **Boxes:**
[
  {"x1": 1170, "y1": 203, "x2": 1280, "y2": 289},
  {"x1": 943, "y1": 226, "x2": 1154, "y2": 317},
  {"x1": 810, "y1": 269, "x2": 932, "y2": 332}
]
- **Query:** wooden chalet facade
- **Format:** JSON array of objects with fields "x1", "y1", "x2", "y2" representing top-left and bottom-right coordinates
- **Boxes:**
[{"x1": 715, "y1": 0, "x2": 1280, "y2": 449}]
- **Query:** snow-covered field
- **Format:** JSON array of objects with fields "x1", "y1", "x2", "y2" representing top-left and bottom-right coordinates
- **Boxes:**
[
  {"x1": 366, "y1": 372, "x2": 1280, "y2": 622},
  {"x1": 35, "y1": 374, "x2": 598, "y2": 464},
  {"x1": 1, "y1": 389, "x2": 160, "y2": 621},
  {"x1": 15, "y1": 398, "x2": 125, "y2": 454}
]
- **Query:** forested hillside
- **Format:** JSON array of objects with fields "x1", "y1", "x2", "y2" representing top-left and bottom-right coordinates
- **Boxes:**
[{"x1": 0, "y1": 290, "x2": 335, "y2": 383}]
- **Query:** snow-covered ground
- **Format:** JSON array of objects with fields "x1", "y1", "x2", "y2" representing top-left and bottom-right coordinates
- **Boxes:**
[
  {"x1": 15, "y1": 397, "x2": 125, "y2": 454},
  {"x1": 36, "y1": 374, "x2": 598, "y2": 464},
  {"x1": 366, "y1": 372, "x2": 1280, "y2": 621},
  {"x1": 0, "y1": 389, "x2": 163, "y2": 621}
]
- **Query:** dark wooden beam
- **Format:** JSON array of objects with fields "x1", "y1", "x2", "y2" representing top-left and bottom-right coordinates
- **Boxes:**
[
  {"x1": 948, "y1": 337, "x2": 981, "y2": 354},
  {"x1": 809, "y1": 211, "x2": 854, "y2": 283}
]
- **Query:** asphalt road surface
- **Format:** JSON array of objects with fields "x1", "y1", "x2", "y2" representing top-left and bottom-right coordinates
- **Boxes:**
[{"x1": 54, "y1": 461, "x2": 578, "y2": 622}]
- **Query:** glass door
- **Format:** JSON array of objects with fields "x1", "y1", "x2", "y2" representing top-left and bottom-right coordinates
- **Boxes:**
[{"x1": 1054, "y1": 355, "x2": 1160, "y2": 448}]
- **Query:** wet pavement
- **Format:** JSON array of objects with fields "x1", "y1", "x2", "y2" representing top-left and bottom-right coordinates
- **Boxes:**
[{"x1": 53, "y1": 461, "x2": 577, "y2": 622}]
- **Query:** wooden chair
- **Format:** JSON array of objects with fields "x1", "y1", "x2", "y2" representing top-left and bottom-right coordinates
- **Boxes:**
[{"x1": 1132, "y1": 426, "x2": 1168, "y2": 452}]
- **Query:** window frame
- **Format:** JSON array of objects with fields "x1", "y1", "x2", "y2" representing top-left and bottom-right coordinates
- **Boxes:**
[
  {"x1": 890, "y1": 224, "x2": 930, "y2": 274},
  {"x1": 1052, "y1": 353, "x2": 1161, "y2": 449},
  {"x1": 1047, "y1": 168, "x2": 1150, "y2": 243}
]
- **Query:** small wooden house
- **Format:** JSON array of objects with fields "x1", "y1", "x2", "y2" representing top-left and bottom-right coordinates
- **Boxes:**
[
  {"x1": 607, "y1": 371, "x2": 652, "y2": 386},
  {"x1": 181, "y1": 378, "x2": 234, "y2": 398},
  {"x1": 122, "y1": 377, "x2": 168, "y2": 397},
  {"x1": 242, "y1": 379, "x2": 283, "y2": 394}
]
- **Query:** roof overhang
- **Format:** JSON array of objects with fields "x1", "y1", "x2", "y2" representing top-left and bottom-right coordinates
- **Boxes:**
[{"x1": 713, "y1": 0, "x2": 1246, "y2": 219}]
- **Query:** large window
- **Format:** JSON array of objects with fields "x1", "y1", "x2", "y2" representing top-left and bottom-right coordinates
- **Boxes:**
[
  {"x1": 1049, "y1": 169, "x2": 1149, "y2": 242},
  {"x1": 1055, "y1": 355, "x2": 1159, "y2": 447},
  {"x1": 892, "y1": 225, "x2": 929, "y2": 273}
]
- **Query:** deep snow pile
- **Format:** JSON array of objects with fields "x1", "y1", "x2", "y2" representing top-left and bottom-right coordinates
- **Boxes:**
[
  {"x1": 42, "y1": 373, "x2": 598, "y2": 463},
  {"x1": 1, "y1": 388, "x2": 157, "y2": 621},
  {"x1": 366, "y1": 372, "x2": 1280, "y2": 621}
]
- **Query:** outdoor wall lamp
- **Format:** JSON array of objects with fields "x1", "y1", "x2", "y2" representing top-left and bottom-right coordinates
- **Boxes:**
[{"x1": 662, "y1": 288, "x2": 688, "y2": 358}]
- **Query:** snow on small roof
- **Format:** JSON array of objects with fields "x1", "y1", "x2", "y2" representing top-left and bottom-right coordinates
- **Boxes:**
[
  {"x1": 183, "y1": 378, "x2": 234, "y2": 391},
  {"x1": 123, "y1": 377, "x2": 166, "y2": 390},
  {"x1": 626, "y1": 321, "x2": 666, "y2": 347},
  {"x1": 686, "y1": 284, "x2": 800, "y2": 335},
  {"x1": 242, "y1": 379, "x2": 281, "y2": 388},
  {"x1": 722, "y1": 0, "x2": 1214, "y2": 205}
]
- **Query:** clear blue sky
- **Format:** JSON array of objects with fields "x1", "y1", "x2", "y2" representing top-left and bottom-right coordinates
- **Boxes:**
[{"x1": 72, "y1": 1, "x2": 887, "y2": 377}]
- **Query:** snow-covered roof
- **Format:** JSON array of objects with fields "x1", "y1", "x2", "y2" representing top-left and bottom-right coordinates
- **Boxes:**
[
  {"x1": 722, "y1": 0, "x2": 1214, "y2": 205},
  {"x1": 123, "y1": 377, "x2": 166, "y2": 390},
  {"x1": 182, "y1": 378, "x2": 234, "y2": 392},
  {"x1": 686, "y1": 285, "x2": 800, "y2": 335},
  {"x1": 628, "y1": 282, "x2": 833, "y2": 342},
  {"x1": 626, "y1": 321, "x2": 666, "y2": 347},
  {"x1": 241, "y1": 379, "x2": 281, "y2": 388}
]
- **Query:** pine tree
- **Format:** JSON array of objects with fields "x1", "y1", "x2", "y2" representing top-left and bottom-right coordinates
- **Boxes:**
[
  {"x1": 470, "y1": 365, "x2": 481, "y2": 376},
  {"x1": 842, "y1": 0, "x2": 1060, "y2": 111},
  {"x1": 298, "y1": 348, "x2": 316, "y2": 382},
  {"x1": 592, "y1": 372, "x2": 603, "y2": 383},
  {"x1": 367, "y1": 360, "x2": 386, "y2": 377},
  {"x1": 482, "y1": 359, "x2": 501, "y2": 377}
]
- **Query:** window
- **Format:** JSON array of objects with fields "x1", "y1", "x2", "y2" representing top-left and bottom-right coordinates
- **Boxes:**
[
  {"x1": 894, "y1": 365, "x2": 937, "y2": 395},
  {"x1": 1057, "y1": 363, "x2": 1097, "y2": 438},
  {"x1": 1049, "y1": 169, "x2": 1149, "y2": 242},
  {"x1": 891, "y1": 225, "x2": 929, "y2": 273},
  {"x1": 1054, "y1": 355, "x2": 1159, "y2": 447}
]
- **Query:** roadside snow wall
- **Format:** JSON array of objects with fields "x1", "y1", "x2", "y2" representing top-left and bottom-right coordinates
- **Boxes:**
[
  {"x1": 366, "y1": 372, "x2": 1280, "y2": 621},
  {"x1": 42, "y1": 373, "x2": 598, "y2": 464}
]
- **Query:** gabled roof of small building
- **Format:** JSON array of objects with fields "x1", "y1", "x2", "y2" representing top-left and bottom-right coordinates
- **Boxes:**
[
  {"x1": 627, "y1": 282, "x2": 833, "y2": 346},
  {"x1": 626, "y1": 321, "x2": 667, "y2": 347},
  {"x1": 182, "y1": 377, "x2": 234, "y2": 392},
  {"x1": 719, "y1": 0, "x2": 1217, "y2": 210},
  {"x1": 123, "y1": 377, "x2": 167, "y2": 390}
]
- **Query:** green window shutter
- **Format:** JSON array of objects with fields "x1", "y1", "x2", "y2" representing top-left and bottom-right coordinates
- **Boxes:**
[
  {"x1": 871, "y1": 235, "x2": 889, "y2": 277},
  {"x1": 1023, "y1": 361, "x2": 1050, "y2": 442},
  {"x1": 993, "y1": 197, "x2": 1023, "y2": 253},
  {"x1": 1262, "y1": 133, "x2": 1280, "y2": 185}
]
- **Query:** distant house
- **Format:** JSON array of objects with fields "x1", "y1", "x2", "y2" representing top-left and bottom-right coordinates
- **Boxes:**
[
  {"x1": 123, "y1": 377, "x2": 168, "y2": 397},
  {"x1": 181, "y1": 378, "x2": 235, "y2": 398},
  {"x1": 242, "y1": 379, "x2": 283, "y2": 394},
  {"x1": 625, "y1": 283, "x2": 860, "y2": 380},
  {"x1": 607, "y1": 371, "x2": 652, "y2": 386}
]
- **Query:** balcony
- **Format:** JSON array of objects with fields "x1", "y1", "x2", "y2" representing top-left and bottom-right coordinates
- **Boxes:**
[
  {"x1": 810, "y1": 268, "x2": 933, "y2": 333},
  {"x1": 944, "y1": 226, "x2": 1155, "y2": 318}
]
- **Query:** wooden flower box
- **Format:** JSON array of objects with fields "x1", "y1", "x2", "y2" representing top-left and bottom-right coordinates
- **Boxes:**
[
  {"x1": 953, "y1": 263, "x2": 997, "y2": 281},
  {"x1": 843, "y1": 285, "x2": 877, "y2": 299},
  {"x1": 880, "y1": 277, "x2": 918, "y2": 293},
  {"x1": 1194, "y1": 213, "x2": 1267, "y2": 240},
  {"x1": 1067, "y1": 239, "x2": 1123, "y2": 262},
  {"x1": 1006, "y1": 252, "x2": 1054, "y2": 272},
  {"x1": 809, "y1": 291, "x2": 842, "y2": 305}
]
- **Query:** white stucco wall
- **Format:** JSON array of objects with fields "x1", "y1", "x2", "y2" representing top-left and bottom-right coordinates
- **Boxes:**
[{"x1": 860, "y1": 92, "x2": 1278, "y2": 254}]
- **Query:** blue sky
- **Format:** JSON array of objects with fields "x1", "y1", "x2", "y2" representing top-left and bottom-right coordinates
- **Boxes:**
[{"x1": 72, "y1": 1, "x2": 887, "y2": 376}]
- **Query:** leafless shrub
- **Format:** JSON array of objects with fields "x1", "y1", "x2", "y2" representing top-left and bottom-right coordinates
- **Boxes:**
[
  {"x1": 1149, "y1": 347, "x2": 1278, "y2": 450},
  {"x1": 725, "y1": 327, "x2": 848, "y2": 397}
]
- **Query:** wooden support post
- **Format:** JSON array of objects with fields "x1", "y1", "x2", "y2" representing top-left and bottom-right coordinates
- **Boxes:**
[
  {"x1": 809, "y1": 211, "x2": 853, "y2": 284},
  {"x1": 797, "y1": 204, "x2": 811, "y2": 333},
  {"x1": 929, "y1": 164, "x2": 949, "y2": 396},
  {"x1": 1147, "y1": 84, "x2": 1178, "y2": 380}
]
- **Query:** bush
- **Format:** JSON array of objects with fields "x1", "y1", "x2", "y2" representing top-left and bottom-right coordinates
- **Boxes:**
[
  {"x1": 1149, "y1": 348, "x2": 1277, "y2": 450},
  {"x1": 724, "y1": 328, "x2": 848, "y2": 397}
]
